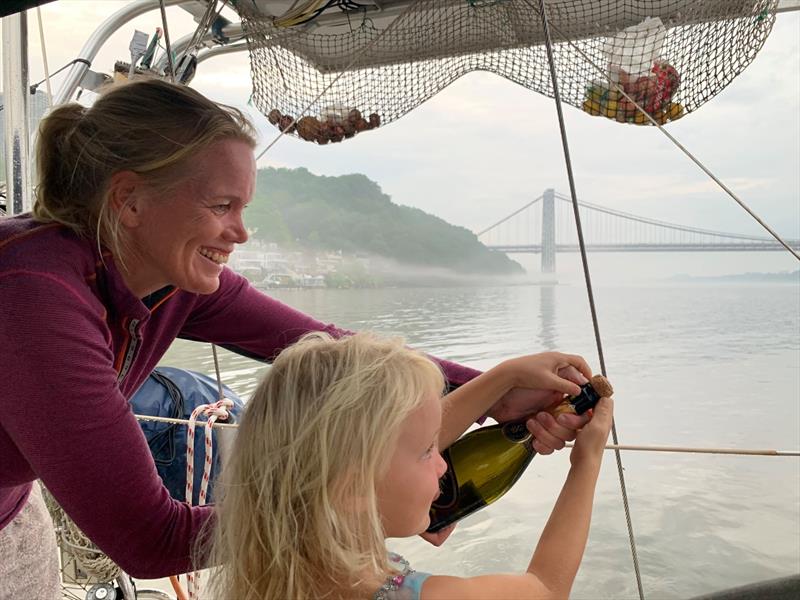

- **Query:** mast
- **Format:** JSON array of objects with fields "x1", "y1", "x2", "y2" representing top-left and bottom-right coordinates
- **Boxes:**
[{"x1": 2, "y1": 10, "x2": 32, "y2": 215}]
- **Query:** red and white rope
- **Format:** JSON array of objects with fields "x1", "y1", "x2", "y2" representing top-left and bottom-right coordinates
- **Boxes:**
[{"x1": 184, "y1": 397, "x2": 234, "y2": 600}]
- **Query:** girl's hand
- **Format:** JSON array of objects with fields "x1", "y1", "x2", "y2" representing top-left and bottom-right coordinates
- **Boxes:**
[{"x1": 569, "y1": 397, "x2": 614, "y2": 467}]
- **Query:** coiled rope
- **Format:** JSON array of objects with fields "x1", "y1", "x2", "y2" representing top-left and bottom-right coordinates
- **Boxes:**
[{"x1": 184, "y1": 394, "x2": 235, "y2": 600}]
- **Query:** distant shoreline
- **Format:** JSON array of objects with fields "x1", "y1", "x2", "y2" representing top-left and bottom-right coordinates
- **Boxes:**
[{"x1": 667, "y1": 270, "x2": 799, "y2": 283}]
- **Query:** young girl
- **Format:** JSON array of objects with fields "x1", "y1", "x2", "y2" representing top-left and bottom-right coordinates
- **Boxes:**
[{"x1": 206, "y1": 332, "x2": 612, "y2": 599}]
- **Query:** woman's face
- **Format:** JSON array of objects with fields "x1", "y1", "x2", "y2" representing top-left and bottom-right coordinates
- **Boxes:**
[
  {"x1": 376, "y1": 390, "x2": 448, "y2": 538},
  {"x1": 121, "y1": 138, "x2": 256, "y2": 297}
]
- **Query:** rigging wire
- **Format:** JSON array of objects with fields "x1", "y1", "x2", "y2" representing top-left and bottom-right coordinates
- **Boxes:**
[
  {"x1": 211, "y1": 344, "x2": 226, "y2": 401},
  {"x1": 531, "y1": 1, "x2": 646, "y2": 598},
  {"x1": 158, "y1": 0, "x2": 176, "y2": 82}
]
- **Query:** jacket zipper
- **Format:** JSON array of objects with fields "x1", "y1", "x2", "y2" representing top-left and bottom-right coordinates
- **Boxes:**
[{"x1": 117, "y1": 318, "x2": 141, "y2": 382}]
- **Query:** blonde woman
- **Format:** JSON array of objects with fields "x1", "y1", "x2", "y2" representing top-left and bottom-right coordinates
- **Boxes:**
[
  {"x1": 0, "y1": 79, "x2": 587, "y2": 596},
  {"x1": 208, "y1": 333, "x2": 612, "y2": 599}
]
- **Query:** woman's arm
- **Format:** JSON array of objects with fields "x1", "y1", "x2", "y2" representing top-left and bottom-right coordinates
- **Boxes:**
[
  {"x1": 0, "y1": 273, "x2": 211, "y2": 579},
  {"x1": 180, "y1": 269, "x2": 481, "y2": 387},
  {"x1": 185, "y1": 271, "x2": 589, "y2": 452}
]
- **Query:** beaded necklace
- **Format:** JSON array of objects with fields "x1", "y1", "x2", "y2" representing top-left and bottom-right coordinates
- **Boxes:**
[{"x1": 373, "y1": 553, "x2": 415, "y2": 600}]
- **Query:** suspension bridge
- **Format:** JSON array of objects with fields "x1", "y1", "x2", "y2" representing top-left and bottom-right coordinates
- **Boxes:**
[{"x1": 477, "y1": 189, "x2": 800, "y2": 273}]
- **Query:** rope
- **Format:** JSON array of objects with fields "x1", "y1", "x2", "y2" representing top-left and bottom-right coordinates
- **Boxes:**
[
  {"x1": 184, "y1": 397, "x2": 234, "y2": 599},
  {"x1": 256, "y1": 0, "x2": 423, "y2": 160},
  {"x1": 538, "y1": 13, "x2": 800, "y2": 262},
  {"x1": 182, "y1": 344, "x2": 235, "y2": 599},
  {"x1": 532, "y1": 1, "x2": 645, "y2": 598}
]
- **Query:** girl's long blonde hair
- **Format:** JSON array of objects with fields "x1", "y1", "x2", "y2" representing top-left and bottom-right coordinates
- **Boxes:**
[{"x1": 205, "y1": 332, "x2": 444, "y2": 599}]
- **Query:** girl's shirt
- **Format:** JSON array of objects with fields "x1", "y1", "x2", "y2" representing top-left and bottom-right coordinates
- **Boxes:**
[{"x1": 374, "y1": 553, "x2": 431, "y2": 600}]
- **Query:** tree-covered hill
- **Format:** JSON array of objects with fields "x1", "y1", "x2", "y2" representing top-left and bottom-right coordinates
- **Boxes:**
[{"x1": 248, "y1": 167, "x2": 523, "y2": 276}]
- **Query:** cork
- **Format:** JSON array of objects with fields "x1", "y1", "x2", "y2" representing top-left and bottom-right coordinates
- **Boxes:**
[
  {"x1": 589, "y1": 374, "x2": 613, "y2": 398},
  {"x1": 550, "y1": 374, "x2": 613, "y2": 417}
]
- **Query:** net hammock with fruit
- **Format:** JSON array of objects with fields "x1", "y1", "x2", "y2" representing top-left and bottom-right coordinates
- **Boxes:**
[{"x1": 238, "y1": 0, "x2": 776, "y2": 144}]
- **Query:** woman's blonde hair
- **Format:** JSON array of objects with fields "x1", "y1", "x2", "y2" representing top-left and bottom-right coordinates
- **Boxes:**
[
  {"x1": 205, "y1": 332, "x2": 444, "y2": 600},
  {"x1": 32, "y1": 78, "x2": 256, "y2": 261}
]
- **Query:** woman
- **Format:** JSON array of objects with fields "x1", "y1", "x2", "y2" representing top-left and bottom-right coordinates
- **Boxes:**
[{"x1": 0, "y1": 78, "x2": 589, "y2": 596}]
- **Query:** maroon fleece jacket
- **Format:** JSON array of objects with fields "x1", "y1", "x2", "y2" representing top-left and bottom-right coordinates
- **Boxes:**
[{"x1": 0, "y1": 215, "x2": 479, "y2": 578}]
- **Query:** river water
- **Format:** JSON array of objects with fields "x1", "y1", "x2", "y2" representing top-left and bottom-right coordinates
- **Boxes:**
[{"x1": 159, "y1": 279, "x2": 800, "y2": 599}]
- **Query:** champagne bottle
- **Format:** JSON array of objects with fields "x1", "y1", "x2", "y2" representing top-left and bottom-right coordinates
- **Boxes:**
[{"x1": 427, "y1": 374, "x2": 613, "y2": 533}]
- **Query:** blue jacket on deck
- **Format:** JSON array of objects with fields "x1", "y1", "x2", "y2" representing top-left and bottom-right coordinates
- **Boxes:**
[{"x1": 130, "y1": 367, "x2": 244, "y2": 505}]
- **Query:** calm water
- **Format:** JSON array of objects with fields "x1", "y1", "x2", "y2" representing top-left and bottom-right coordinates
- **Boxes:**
[{"x1": 160, "y1": 281, "x2": 800, "y2": 599}]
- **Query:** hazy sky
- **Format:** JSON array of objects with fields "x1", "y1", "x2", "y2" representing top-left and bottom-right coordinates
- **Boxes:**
[{"x1": 6, "y1": 1, "x2": 799, "y2": 279}]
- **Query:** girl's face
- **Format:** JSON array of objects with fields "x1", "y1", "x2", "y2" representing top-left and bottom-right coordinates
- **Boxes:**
[
  {"x1": 119, "y1": 138, "x2": 255, "y2": 298},
  {"x1": 377, "y1": 390, "x2": 448, "y2": 538}
]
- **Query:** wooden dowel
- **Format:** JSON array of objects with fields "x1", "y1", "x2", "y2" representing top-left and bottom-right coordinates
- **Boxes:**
[{"x1": 565, "y1": 442, "x2": 800, "y2": 457}]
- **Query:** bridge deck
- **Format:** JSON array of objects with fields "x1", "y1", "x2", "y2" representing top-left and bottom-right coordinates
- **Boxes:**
[{"x1": 488, "y1": 243, "x2": 800, "y2": 253}]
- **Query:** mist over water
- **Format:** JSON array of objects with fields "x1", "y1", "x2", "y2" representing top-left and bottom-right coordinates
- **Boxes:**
[{"x1": 160, "y1": 272, "x2": 800, "y2": 599}]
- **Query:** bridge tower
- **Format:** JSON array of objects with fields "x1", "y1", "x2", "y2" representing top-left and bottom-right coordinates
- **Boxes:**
[{"x1": 541, "y1": 188, "x2": 556, "y2": 274}]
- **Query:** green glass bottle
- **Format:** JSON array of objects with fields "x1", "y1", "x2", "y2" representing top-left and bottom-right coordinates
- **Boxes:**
[{"x1": 427, "y1": 375, "x2": 612, "y2": 533}]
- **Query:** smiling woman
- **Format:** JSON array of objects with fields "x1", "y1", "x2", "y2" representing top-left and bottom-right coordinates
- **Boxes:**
[
  {"x1": 0, "y1": 78, "x2": 589, "y2": 597},
  {"x1": 112, "y1": 138, "x2": 255, "y2": 297}
]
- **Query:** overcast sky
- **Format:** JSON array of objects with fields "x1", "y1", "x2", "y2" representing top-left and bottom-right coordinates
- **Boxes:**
[{"x1": 6, "y1": 1, "x2": 799, "y2": 278}]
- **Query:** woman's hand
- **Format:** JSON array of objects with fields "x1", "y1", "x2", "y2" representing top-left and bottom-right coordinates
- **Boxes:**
[
  {"x1": 569, "y1": 397, "x2": 614, "y2": 467},
  {"x1": 419, "y1": 523, "x2": 457, "y2": 547},
  {"x1": 486, "y1": 355, "x2": 593, "y2": 454},
  {"x1": 440, "y1": 353, "x2": 592, "y2": 452},
  {"x1": 500, "y1": 353, "x2": 592, "y2": 398}
]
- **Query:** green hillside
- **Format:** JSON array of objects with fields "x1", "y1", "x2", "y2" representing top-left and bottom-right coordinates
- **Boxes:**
[{"x1": 248, "y1": 167, "x2": 523, "y2": 276}]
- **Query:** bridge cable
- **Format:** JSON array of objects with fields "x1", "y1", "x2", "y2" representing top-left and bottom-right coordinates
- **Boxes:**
[
  {"x1": 552, "y1": 192, "x2": 793, "y2": 243},
  {"x1": 533, "y1": 10, "x2": 799, "y2": 262},
  {"x1": 533, "y1": 1, "x2": 646, "y2": 598},
  {"x1": 476, "y1": 195, "x2": 543, "y2": 237}
]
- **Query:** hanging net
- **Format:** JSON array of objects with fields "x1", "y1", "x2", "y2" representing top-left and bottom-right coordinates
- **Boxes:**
[{"x1": 238, "y1": 0, "x2": 777, "y2": 143}]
